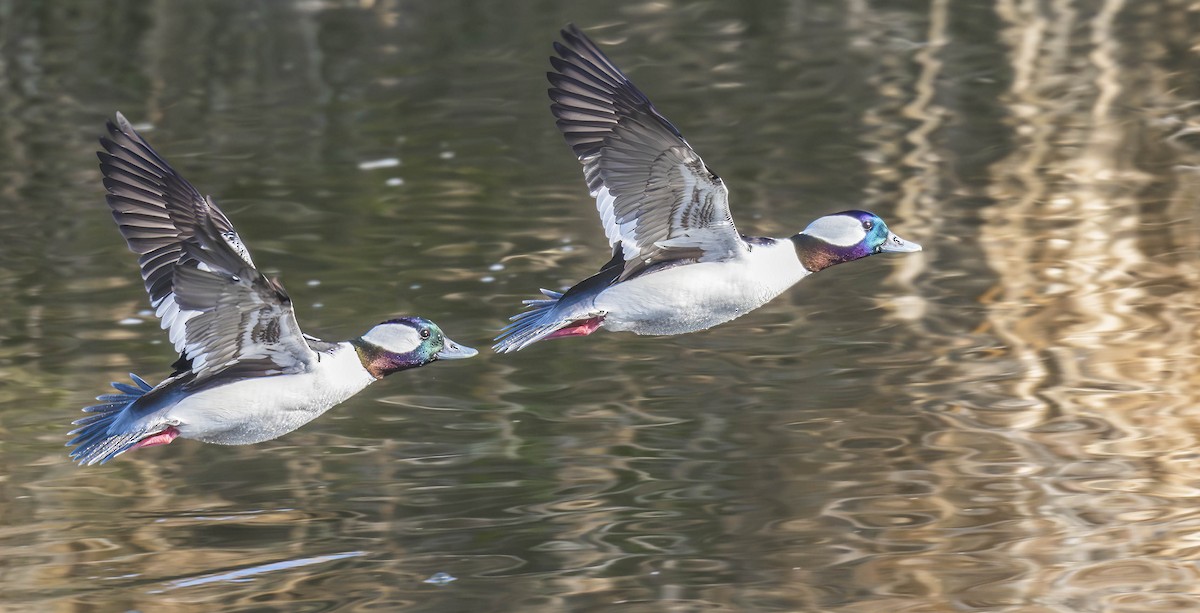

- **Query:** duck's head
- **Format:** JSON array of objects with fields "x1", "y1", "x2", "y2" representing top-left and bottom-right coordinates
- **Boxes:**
[
  {"x1": 354, "y1": 317, "x2": 477, "y2": 378},
  {"x1": 791, "y1": 210, "x2": 921, "y2": 273}
]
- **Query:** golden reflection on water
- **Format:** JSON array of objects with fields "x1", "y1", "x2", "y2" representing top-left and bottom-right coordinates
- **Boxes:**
[
  {"x1": 871, "y1": 0, "x2": 1200, "y2": 610},
  {"x1": 5, "y1": 0, "x2": 1200, "y2": 611}
]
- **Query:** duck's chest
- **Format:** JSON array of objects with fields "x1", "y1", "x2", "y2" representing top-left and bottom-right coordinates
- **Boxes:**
[
  {"x1": 596, "y1": 243, "x2": 809, "y2": 335},
  {"x1": 173, "y1": 348, "x2": 376, "y2": 445}
]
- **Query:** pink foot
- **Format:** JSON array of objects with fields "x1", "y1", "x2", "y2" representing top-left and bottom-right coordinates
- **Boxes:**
[
  {"x1": 132, "y1": 425, "x2": 180, "y2": 450},
  {"x1": 545, "y1": 316, "x2": 604, "y2": 340}
]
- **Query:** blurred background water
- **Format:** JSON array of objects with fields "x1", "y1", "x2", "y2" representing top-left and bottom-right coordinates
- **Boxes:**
[{"x1": 3, "y1": 0, "x2": 1200, "y2": 611}]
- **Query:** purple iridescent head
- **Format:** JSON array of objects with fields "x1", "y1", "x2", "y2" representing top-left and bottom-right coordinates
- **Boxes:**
[
  {"x1": 353, "y1": 316, "x2": 477, "y2": 378},
  {"x1": 790, "y1": 210, "x2": 921, "y2": 273}
]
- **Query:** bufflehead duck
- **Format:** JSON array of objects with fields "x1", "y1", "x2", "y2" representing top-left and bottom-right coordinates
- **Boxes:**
[
  {"x1": 69, "y1": 114, "x2": 477, "y2": 465},
  {"x1": 493, "y1": 26, "x2": 921, "y2": 353}
]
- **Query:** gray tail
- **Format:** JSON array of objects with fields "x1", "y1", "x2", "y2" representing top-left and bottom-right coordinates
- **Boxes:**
[
  {"x1": 67, "y1": 374, "x2": 153, "y2": 466},
  {"x1": 492, "y1": 288, "x2": 568, "y2": 353}
]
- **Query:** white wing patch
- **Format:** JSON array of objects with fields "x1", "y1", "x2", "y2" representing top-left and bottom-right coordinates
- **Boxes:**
[
  {"x1": 593, "y1": 185, "x2": 621, "y2": 251},
  {"x1": 156, "y1": 294, "x2": 194, "y2": 355},
  {"x1": 595, "y1": 184, "x2": 653, "y2": 263}
]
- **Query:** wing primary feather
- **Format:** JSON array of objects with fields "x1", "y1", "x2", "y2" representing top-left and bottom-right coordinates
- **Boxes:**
[
  {"x1": 96, "y1": 113, "x2": 311, "y2": 380},
  {"x1": 547, "y1": 26, "x2": 747, "y2": 278}
]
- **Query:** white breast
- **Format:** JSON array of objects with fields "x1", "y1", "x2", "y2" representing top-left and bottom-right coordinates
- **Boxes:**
[
  {"x1": 596, "y1": 239, "x2": 809, "y2": 335},
  {"x1": 170, "y1": 344, "x2": 377, "y2": 445}
]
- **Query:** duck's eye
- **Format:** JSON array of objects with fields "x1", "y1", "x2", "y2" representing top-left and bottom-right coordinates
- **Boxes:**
[
  {"x1": 420, "y1": 328, "x2": 431, "y2": 340},
  {"x1": 862, "y1": 220, "x2": 874, "y2": 231}
]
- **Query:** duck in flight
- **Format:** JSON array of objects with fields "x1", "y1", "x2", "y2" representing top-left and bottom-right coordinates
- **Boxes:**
[
  {"x1": 69, "y1": 113, "x2": 477, "y2": 465},
  {"x1": 493, "y1": 25, "x2": 922, "y2": 353}
]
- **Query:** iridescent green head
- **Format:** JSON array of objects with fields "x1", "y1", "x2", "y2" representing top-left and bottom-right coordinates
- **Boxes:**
[
  {"x1": 354, "y1": 317, "x2": 477, "y2": 378},
  {"x1": 791, "y1": 210, "x2": 921, "y2": 273}
]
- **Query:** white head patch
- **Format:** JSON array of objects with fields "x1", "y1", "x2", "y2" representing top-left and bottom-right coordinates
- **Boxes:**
[
  {"x1": 802, "y1": 215, "x2": 867, "y2": 247},
  {"x1": 362, "y1": 322, "x2": 423, "y2": 353}
]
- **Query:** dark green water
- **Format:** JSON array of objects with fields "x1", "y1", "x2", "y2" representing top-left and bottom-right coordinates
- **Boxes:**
[{"x1": 4, "y1": 1, "x2": 1200, "y2": 610}]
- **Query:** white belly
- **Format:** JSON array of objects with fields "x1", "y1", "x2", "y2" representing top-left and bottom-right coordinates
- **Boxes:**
[
  {"x1": 171, "y1": 347, "x2": 376, "y2": 445},
  {"x1": 595, "y1": 242, "x2": 809, "y2": 336}
]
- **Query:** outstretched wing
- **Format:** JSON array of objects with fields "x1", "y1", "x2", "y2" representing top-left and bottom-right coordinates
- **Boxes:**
[
  {"x1": 98, "y1": 113, "x2": 315, "y2": 381},
  {"x1": 99, "y1": 112, "x2": 257, "y2": 357},
  {"x1": 549, "y1": 25, "x2": 746, "y2": 279}
]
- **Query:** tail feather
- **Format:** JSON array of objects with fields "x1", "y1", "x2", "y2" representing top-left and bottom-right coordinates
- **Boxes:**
[
  {"x1": 67, "y1": 374, "x2": 154, "y2": 466},
  {"x1": 493, "y1": 289, "x2": 572, "y2": 353}
]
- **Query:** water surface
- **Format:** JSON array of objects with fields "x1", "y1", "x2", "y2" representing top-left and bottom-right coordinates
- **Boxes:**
[{"x1": 3, "y1": 0, "x2": 1200, "y2": 611}]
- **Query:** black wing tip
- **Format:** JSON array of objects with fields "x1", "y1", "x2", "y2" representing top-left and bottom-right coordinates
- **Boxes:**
[
  {"x1": 559, "y1": 23, "x2": 582, "y2": 42},
  {"x1": 554, "y1": 28, "x2": 600, "y2": 65},
  {"x1": 103, "y1": 111, "x2": 136, "y2": 142},
  {"x1": 554, "y1": 24, "x2": 611, "y2": 68},
  {"x1": 559, "y1": 23, "x2": 591, "y2": 50},
  {"x1": 98, "y1": 112, "x2": 147, "y2": 162},
  {"x1": 96, "y1": 112, "x2": 197, "y2": 196}
]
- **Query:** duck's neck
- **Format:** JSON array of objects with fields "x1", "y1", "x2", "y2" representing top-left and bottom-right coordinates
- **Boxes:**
[
  {"x1": 309, "y1": 342, "x2": 383, "y2": 399},
  {"x1": 740, "y1": 236, "x2": 813, "y2": 290}
]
